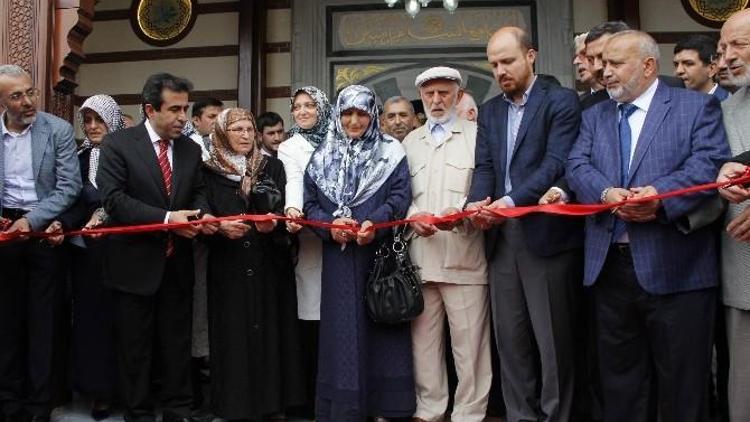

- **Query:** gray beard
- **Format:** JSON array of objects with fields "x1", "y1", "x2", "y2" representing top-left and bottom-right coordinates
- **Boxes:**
[
  {"x1": 728, "y1": 67, "x2": 750, "y2": 88},
  {"x1": 20, "y1": 113, "x2": 36, "y2": 126},
  {"x1": 426, "y1": 110, "x2": 455, "y2": 126}
]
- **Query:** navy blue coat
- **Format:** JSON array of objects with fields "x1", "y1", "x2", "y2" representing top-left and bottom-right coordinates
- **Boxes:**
[{"x1": 467, "y1": 77, "x2": 584, "y2": 257}]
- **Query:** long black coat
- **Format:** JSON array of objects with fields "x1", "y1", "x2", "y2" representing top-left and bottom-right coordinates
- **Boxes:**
[{"x1": 203, "y1": 157, "x2": 305, "y2": 420}]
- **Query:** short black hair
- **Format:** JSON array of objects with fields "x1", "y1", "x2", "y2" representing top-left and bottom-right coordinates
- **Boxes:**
[
  {"x1": 141, "y1": 73, "x2": 193, "y2": 111},
  {"x1": 674, "y1": 34, "x2": 719, "y2": 65},
  {"x1": 256, "y1": 111, "x2": 284, "y2": 132},
  {"x1": 191, "y1": 97, "x2": 224, "y2": 118},
  {"x1": 585, "y1": 21, "x2": 630, "y2": 45}
]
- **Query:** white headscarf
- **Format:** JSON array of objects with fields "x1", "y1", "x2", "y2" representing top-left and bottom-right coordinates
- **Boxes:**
[{"x1": 78, "y1": 94, "x2": 124, "y2": 188}]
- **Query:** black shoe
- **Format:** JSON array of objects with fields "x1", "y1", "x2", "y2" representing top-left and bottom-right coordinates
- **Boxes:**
[
  {"x1": 190, "y1": 408, "x2": 214, "y2": 422},
  {"x1": 90, "y1": 401, "x2": 112, "y2": 421},
  {"x1": 162, "y1": 413, "x2": 193, "y2": 422}
]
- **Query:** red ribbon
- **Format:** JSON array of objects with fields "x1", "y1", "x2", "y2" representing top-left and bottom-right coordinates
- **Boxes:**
[{"x1": 1, "y1": 170, "x2": 748, "y2": 243}]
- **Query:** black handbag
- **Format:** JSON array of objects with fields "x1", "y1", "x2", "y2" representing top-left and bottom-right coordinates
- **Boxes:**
[
  {"x1": 249, "y1": 163, "x2": 283, "y2": 215},
  {"x1": 365, "y1": 227, "x2": 424, "y2": 324}
]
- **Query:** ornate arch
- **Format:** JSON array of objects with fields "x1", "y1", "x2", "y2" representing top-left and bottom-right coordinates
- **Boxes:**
[{"x1": 50, "y1": 0, "x2": 95, "y2": 122}]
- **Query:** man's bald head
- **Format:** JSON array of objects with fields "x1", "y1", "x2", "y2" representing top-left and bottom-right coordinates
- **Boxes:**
[
  {"x1": 719, "y1": 8, "x2": 750, "y2": 87},
  {"x1": 486, "y1": 27, "x2": 536, "y2": 101},
  {"x1": 602, "y1": 30, "x2": 660, "y2": 102},
  {"x1": 488, "y1": 26, "x2": 534, "y2": 53},
  {"x1": 455, "y1": 92, "x2": 478, "y2": 122}
]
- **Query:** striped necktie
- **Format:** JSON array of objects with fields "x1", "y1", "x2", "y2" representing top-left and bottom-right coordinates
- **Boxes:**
[{"x1": 158, "y1": 139, "x2": 174, "y2": 256}]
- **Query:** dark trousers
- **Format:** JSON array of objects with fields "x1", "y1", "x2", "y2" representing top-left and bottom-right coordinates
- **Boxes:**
[
  {"x1": 489, "y1": 219, "x2": 581, "y2": 422},
  {"x1": 114, "y1": 258, "x2": 193, "y2": 422},
  {"x1": 298, "y1": 319, "x2": 319, "y2": 418},
  {"x1": 0, "y1": 239, "x2": 62, "y2": 418},
  {"x1": 70, "y1": 242, "x2": 117, "y2": 400},
  {"x1": 595, "y1": 247, "x2": 715, "y2": 422}
]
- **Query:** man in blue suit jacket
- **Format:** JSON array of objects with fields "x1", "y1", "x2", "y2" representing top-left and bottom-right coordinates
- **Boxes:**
[
  {"x1": 466, "y1": 27, "x2": 583, "y2": 422},
  {"x1": 0, "y1": 64, "x2": 81, "y2": 421},
  {"x1": 567, "y1": 31, "x2": 730, "y2": 422}
]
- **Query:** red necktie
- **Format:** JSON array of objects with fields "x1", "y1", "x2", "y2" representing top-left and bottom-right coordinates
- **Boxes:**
[{"x1": 158, "y1": 139, "x2": 174, "y2": 257}]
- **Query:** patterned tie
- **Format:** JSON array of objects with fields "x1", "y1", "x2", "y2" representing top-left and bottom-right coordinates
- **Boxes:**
[
  {"x1": 612, "y1": 103, "x2": 638, "y2": 242},
  {"x1": 158, "y1": 139, "x2": 174, "y2": 256}
]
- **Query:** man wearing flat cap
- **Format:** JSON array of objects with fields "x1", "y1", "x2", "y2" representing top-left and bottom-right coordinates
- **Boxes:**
[{"x1": 403, "y1": 66, "x2": 491, "y2": 422}]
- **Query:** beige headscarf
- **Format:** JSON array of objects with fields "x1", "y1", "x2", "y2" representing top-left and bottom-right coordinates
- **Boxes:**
[{"x1": 204, "y1": 107, "x2": 265, "y2": 198}]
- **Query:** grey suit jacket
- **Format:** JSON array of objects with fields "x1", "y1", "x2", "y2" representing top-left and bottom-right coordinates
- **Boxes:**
[
  {"x1": 0, "y1": 111, "x2": 81, "y2": 230},
  {"x1": 721, "y1": 87, "x2": 750, "y2": 310}
]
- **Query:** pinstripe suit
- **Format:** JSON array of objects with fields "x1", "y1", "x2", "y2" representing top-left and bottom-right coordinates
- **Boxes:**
[{"x1": 567, "y1": 80, "x2": 730, "y2": 422}]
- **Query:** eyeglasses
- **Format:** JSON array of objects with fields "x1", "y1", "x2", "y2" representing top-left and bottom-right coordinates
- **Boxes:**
[
  {"x1": 226, "y1": 127, "x2": 256, "y2": 134},
  {"x1": 7, "y1": 88, "x2": 39, "y2": 103}
]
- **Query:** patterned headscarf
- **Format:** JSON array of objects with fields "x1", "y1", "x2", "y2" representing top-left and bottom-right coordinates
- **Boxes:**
[
  {"x1": 204, "y1": 108, "x2": 265, "y2": 199},
  {"x1": 306, "y1": 85, "x2": 406, "y2": 218},
  {"x1": 288, "y1": 86, "x2": 333, "y2": 148},
  {"x1": 181, "y1": 118, "x2": 197, "y2": 137},
  {"x1": 78, "y1": 94, "x2": 124, "y2": 188}
]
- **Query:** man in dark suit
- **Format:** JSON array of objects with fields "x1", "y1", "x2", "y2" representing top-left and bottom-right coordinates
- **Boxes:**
[
  {"x1": 97, "y1": 73, "x2": 218, "y2": 422},
  {"x1": 465, "y1": 27, "x2": 583, "y2": 422},
  {"x1": 674, "y1": 34, "x2": 730, "y2": 100},
  {"x1": 566, "y1": 31, "x2": 730, "y2": 422},
  {"x1": 0, "y1": 64, "x2": 81, "y2": 422}
]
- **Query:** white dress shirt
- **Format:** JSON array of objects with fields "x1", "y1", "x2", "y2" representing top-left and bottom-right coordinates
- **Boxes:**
[
  {"x1": 2, "y1": 116, "x2": 38, "y2": 210},
  {"x1": 619, "y1": 78, "x2": 659, "y2": 168}
]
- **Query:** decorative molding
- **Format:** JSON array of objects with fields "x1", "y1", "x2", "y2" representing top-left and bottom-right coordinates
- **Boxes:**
[
  {"x1": 52, "y1": 0, "x2": 95, "y2": 122},
  {"x1": 680, "y1": 0, "x2": 749, "y2": 29},
  {"x1": 263, "y1": 86, "x2": 290, "y2": 98},
  {"x1": 129, "y1": 0, "x2": 198, "y2": 47},
  {"x1": 84, "y1": 45, "x2": 238, "y2": 63},
  {"x1": 50, "y1": 90, "x2": 75, "y2": 122},
  {"x1": 7, "y1": 0, "x2": 36, "y2": 73},
  {"x1": 53, "y1": 0, "x2": 94, "y2": 93},
  {"x1": 2, "y1": 0, "x2": 53, "y2": 111},
  {"x1": 264, "y1": 41, "x2": 290, "y2": 53},
  {"x1": 651, "y1": 31, "x2": 719, "y2": 44},
  {"x1": 94, "y1": 1, "x2": 239, "y2": 21},
  {"x1": 74, "y1": 89, "x2": 238, "y2": 106}
]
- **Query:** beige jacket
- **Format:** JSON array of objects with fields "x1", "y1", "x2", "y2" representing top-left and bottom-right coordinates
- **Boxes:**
[{"x1": 402, "y1": 118, "x2": 487, "y2": 285}]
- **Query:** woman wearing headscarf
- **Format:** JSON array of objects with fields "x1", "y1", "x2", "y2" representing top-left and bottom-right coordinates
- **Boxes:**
[
  {"x1": 304, "y1": 85, "x2": 414, "y2": 421},
  {"x1": 203, "y1": 108, "x2": 305, "y2": 421},
  {"x1": 51, "y1": 94, "x2": 123, "y2": 420},
  {"x1": 277, "y1": 86, "x2": 332, "y2": 416}
]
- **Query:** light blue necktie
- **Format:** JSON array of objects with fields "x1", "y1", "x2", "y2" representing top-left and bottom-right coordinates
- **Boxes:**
[
  {"x1": 431, "y1": 123, "x2": 446, "y2": 145},
  {"x1": 613, "y1": 103, "x2": 638, "y2": 242}
]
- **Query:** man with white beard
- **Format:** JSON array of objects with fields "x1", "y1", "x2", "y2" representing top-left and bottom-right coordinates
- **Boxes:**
[
  {"x1": 403, "y1": 66, "x2": 491, "y2": 422},
  {"x1": 714, "y1": 8, "x2": 750, "y2": 421}
]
